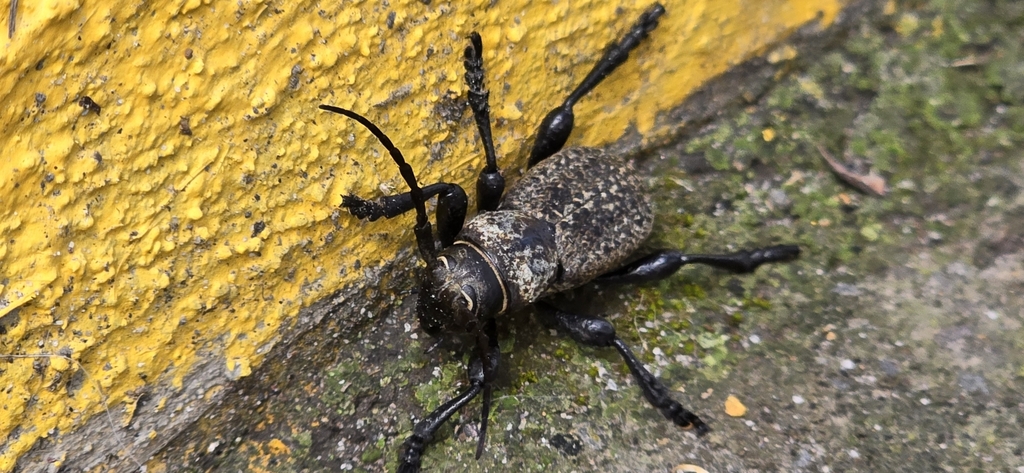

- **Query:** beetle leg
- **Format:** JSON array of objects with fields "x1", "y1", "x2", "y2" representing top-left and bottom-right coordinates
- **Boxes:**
[
  {"x1": 539, "y1": 303, "x2": 709, "y2": 434},
  {"x1": 397, "y1": 322, "x2": 500, "y2": 473},
  {"x1": 464, "y1": 32, "x2": 505, "y2": 213},
  {"x1": 597, "y1": 244, "x2": 801, "y2": 284},
  {"x1": 343, "y1": 182, "x2": 468, "y2": 248},
  {"x1": 527, "y1": 3, "x2": 666, "y2": 166},
  {"x1": 397, "y1": 356, "x2": 485, "y2": 473}
]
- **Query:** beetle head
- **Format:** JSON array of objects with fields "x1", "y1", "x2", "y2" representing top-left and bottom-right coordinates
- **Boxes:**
[{"x1": 420, "y1": 242, "x2": 507, "y2": 335}]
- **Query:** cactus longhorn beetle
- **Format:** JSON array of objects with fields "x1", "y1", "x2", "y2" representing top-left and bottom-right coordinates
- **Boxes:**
[{"x1": 319, "y1": 3, "x2": 800, "y2": 471}]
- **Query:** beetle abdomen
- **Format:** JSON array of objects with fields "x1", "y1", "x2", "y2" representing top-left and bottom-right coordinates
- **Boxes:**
[{"x1": 500, "y1": 147, "x2": 654, "y2": 295}]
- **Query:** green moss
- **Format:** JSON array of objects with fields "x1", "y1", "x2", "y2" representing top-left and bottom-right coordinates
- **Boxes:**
[
  {"x1": 294, "y1": 430, "x2": 312, "y2": 449},
  {"x1": 727, "y1": 312, "x2": 745, "y2": 327},
  {"x1": 518, "y1": 370, "x2": 539, "y2": 387},
  {"x1": 322, "y1": 361, "x2": 372, "y2": 416},
  {"x1": 414, "y1": 360, "x2": 466, "y2": 413},
  {"x1": 360, "y1": 445, "x2": 383, "y2": 464},
  {"x1": 744, "y1": 296, "x2": 771, "y2": 310}
]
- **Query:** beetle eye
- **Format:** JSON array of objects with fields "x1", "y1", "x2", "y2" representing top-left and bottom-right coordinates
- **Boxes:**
[
  {"x1": 458, "y1": 285, "x2": 476, "y2": 312},
  {"x1": 438, "y1": 255, "x2": 456, "y2": 271}
]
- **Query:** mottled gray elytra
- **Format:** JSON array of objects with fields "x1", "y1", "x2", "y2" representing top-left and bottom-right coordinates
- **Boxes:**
[{"x1": 319, "y1": 3, "x2": 799, "y2": 471}]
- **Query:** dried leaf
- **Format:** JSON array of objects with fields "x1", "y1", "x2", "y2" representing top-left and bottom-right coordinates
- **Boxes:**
[
  {"x1": 816, "y1": 144, "x2": 888, "y2": 196},
  {"x1": 674, "y1": 464, "x2": 710, "y2": 473}
]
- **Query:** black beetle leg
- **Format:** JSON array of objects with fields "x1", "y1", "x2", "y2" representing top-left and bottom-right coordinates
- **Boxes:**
[
  {"x1": 597, "y1": 244, "x2": 801, "y2": 285},
  {"x1": 397, "y1": 323, "x2": 500, "y2": 473},
  {"x1": 343, "y1": 182, "x2": 468, "y2": 248},
  {"x1": 398, "y1": 356, "x2": 485, "y2": 473},
  {"x1": 527, "y1": 3, "x2": 666, "y2": 166},
  {"x1": 464, "y1": 32, "x2": 505, "y2": 213},
  {"x1": 538, "y1": 303, "x2": 709, "y2": 433}
]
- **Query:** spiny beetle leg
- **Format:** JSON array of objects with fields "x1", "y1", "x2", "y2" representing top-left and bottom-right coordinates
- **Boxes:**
[
  {"x1": 597, "y1": 244, "x2": 801, "y2": 285},
  {"x1": 342, "y1": 182, "x2": 468, "y2": 248},
  {"x1": 527, "y1": 3, "x2": 666, "y2": 166},
  {"x1": 539, "y1": 304, "x2": 709, "y2": 434},
  {"x1": 464, "y1": 32, "x2": 505, "y2": 213}
]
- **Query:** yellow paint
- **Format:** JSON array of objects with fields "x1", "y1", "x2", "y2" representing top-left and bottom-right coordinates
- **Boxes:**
[{"x1": 0, "y1": 0, "x2": 846, "y2": 468}]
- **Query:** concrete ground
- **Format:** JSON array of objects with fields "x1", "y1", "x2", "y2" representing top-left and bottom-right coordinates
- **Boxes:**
[{"x1": 150, "y1": 0, "x2": 1024, "y2": 471}]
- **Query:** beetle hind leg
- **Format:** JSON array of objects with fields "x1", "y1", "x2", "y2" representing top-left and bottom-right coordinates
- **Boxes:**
[
  {"x1": 539, "y1": 303, "x2": 709, "y2": 434},
  {"x1": 597, "y1": 244, "x2": 801, "y2": 285},
  {"x1": 528, "y1": 3, "x2": 666, "y2": 166}
]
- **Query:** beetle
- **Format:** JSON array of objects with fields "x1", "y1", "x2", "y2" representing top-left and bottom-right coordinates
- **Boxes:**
[{"x1": 319, "y1": 3, "x2": 800, "y2": 471}]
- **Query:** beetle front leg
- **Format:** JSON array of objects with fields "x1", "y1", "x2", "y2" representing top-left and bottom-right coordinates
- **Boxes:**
[
  {"x1": 597, "y1": 244, "x2": 801, "y2": 285},
  {"x1": 398, "y1": 359, "x2": 484, "y2": 473},
  {"x1": 343, "y1": 182, "x2": 468, "y2": 248},
  {"x1": 397, "y1": 328, "x2": 500, "y2": 472},
  {"x1": 527, "y1": 3, "x2": 666, "y2": 166},
  {"x1": 538, "y1": 304, "x2": 709, "y2": 434}
]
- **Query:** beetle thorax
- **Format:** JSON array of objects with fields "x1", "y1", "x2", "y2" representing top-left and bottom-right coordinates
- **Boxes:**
[{"x1": 457, "y1": 211, "x2": 560, "y2": 311}]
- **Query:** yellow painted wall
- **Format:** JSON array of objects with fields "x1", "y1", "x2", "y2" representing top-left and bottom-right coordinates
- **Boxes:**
[{"x1": 0, "y1": 0, "x2": 844, "y2": 469}]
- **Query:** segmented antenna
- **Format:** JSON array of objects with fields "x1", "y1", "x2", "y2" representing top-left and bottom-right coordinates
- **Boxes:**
[{"x1": 319, "y1": 104, "x2": 438, "y2": 260}]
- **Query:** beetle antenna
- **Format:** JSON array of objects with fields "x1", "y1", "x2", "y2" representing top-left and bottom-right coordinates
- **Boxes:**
[{"x1": 319, "y1": 104, "x2": 439, "y2": 260}]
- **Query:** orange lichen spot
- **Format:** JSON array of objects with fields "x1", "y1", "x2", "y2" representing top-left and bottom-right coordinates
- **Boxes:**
[
  {"x1": 724, "y1": 394, "x2": 748, "y2": 417},
  {"x1": 266, "y1": 438, "x2": 291, "y2": 456}
]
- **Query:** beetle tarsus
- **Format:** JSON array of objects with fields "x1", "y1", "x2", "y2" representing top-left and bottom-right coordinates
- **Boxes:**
[
  {"x1": 681, "y1": 244, "x2": 802, "y2": 273},
  {"x1": 610, "y1": 338, "x2": 709, "y2": 434},
  {"x1": 341, "y1": 194, "x2": 380, "y2": 221},
  {"x1": 338, "y1": 182, "x2": 468, "y2": 248}
]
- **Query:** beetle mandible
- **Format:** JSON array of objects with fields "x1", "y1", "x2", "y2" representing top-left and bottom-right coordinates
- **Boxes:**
[{"x1": 319, "y1": 4, "x2": 800, "y2": 471}]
